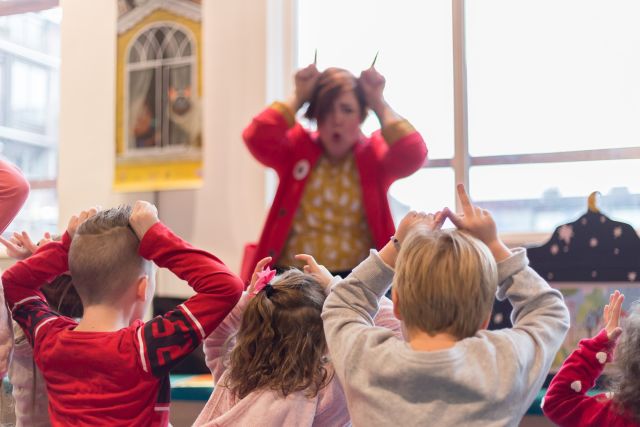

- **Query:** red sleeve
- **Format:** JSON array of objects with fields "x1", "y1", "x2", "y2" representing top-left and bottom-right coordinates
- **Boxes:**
[
  {"x1": 0, "y1": 159, "x2": 30, "y2": 233},
  {"x1": 371, "y1": 130, "x2": 427, "y2": 187},
  {"x1": 2, "y1": 233, "x2": 71, "y2": 308},
  {"x1": 2, "y1": 234, "x2": 71, "y2": 347},
  {"x1": 137, "y1": 222, "x2": 243, "y2": 377},
  {"x1": 543, "y1": 329, "x2": 623, "y2": 426},
  {"x1": 242, "y1": 107, "x2": 304, "y2": 175}
]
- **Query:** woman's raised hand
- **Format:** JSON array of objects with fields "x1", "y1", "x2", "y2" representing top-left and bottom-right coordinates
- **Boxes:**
[
  {"x1": 359, "y1": 67, "x2": 386, "y2": 111},
  {"x1": 292, "y1": 63, "x2": 320, "y2": 110}
]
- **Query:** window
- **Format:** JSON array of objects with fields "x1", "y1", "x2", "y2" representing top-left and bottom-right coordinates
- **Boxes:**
[
  {"x1": 0, "y1": 7, "x2": 60, "y2": 238},
  {"x1": 296, "y1": 0, "x2": 640, "y2": 235},
  {"x1": 125, "y1": 24, "x2": 197, "y2": 155}
]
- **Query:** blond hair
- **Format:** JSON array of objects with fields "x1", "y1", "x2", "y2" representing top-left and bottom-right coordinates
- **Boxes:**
[
  {"x1": 69, "y1": 206, "x2": 149, "y2": 306},
  {"x1": 394, "y1": 227, "x2": 498, "y2": 339}
]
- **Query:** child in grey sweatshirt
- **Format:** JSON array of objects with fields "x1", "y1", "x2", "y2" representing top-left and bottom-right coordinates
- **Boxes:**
[{"x1": 322, "y1": 185, "x2": 570, "y2": 427}]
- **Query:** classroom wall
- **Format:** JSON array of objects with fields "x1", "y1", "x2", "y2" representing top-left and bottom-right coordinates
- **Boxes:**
[{"x1": 57, "y1": 0, "x2": 293, "y2": 297}]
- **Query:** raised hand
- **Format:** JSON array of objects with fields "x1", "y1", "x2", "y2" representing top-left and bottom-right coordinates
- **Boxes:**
[
  {"x1": 295, "y1": 253, "x2": 333, "y2": 292},
  {"x1": 292, "y1": 63, "x2": 320, "y2": 110},
  {"x1": 603, "y1": 290, "x2": 624, "y2": 341},
  {"x1": 359, "y1": 66, "x2": 386, "y2": 111},
  {"x1": 129, "y1": 201, "x2": 159, "y2": 240},
  {"x1": 0, "y1": 231, "x2": 35, "y2": 260},
  {"x1": 248, "y1": 256, "x2": 273, "y2": 295},
  {"x1": 448, "y1": 184, "x2": 511, "y2": 261},
  {"x1": 67, "y1": 207, "x2": 99, "y2": 239},
  {"x1": 379, "y1": 209, "x2": 448, "y2": 269}
]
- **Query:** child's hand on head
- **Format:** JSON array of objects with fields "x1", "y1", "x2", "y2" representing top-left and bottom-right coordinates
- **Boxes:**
[
  {"x1": 248, "y1": 257, "x2": 273, "y2": 295},
  {"x1": 448, "y1": 184, "x2": 497, "y2": 245},
  {"x1": 67, "y1": 207, "x2": 99, "y2": 239},
  {"x1": 379, "y1": 209, "x2": 447, "y2": 268},
  {"x1": 295, "y1": 254, "x2": 333, "y2": 293},
  {"x1": 395, "y1": 209, "x2": 448, "y2": 245},
  {"x1": 0, "y1": 231, "x2": 40, "y2": 260},
  {"x1": 603, "y1": 290, "x2": 624, "y2": 341},
  {"x1": 129, "y1": 201, "x2": 159, "y2": 240},
  {"x1": 448, "y1": 184, "x2": 511, "y2": 262}
]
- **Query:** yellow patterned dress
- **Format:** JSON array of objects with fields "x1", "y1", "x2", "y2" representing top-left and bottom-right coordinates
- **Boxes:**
[{"x1": 278, "y1": 154, "x2": 373, "y2": 272}]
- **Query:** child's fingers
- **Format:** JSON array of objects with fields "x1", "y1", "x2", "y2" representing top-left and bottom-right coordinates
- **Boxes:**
[
  {"x1": 434, "y1": 208, "x2": 450, "y2": 229},
  {"x1": 609, "y1": 326, "x2": 623, "y2": 341},
  {"x1": 0, "y1": 235, "x2": 16, "y2": 250},
  {"x1": 611, "y1": 292, "x2": 625, "y2": 326},
  {"x1": 609, "y1": 292, "x2": 615, "y2": 307},
  {"x1": 603, "y1": 304, "x2": 610, "y2": 323},
  {"x1": 456, "y1": 184, "x2": 473, "y2": 215},
  {"x1": 254, "y1": 257, "x2": 272, "y2": 273},
  {"x1": 448, "y1": 210, "x2": 464, "y2": 229},
  {"x1": 21, "y1": 231, "x2": 38, "y2": 253},
  {"x1": 295, "y1": 253, "x2": 318, "y2": 268}
]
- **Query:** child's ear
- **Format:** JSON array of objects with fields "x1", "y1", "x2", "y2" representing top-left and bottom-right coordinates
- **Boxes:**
[
  {"x1": 135, "y1": 275, "x2": 149, "y2": 302},
  {"x1": 392, "y1": 287, "x2": 402, "y2": 320}
]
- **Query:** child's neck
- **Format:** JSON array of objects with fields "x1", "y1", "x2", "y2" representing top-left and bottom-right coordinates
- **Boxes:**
[
  {"x1": 407, "y1": 330, "x2": 459, "y2": 352},
  {"x1": 74, "y1": 305, "x2": 132, "y2": 332}
]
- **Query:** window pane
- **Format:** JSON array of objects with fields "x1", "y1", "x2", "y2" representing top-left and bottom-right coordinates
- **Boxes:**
[
  {"x1": 0, "y1": 8, "x2": 60, "y2": 237},
  {"x1": 129, "y1": 69, "x2": 159, "y2": 149},
  {"x1": 10, "y1": 59, "x2": 50, "y2": 133},
  {"x1": 389, "y1": 168, "x2": 456, "y2": 224},
  {"x1": 466, "y1": 0, "x2": 640, "y2": 156},
  {"x1": 0, "y1": 11, "x2": 60, "y2": 55},
  {"x1": 2, "y1": 187, "x2": 57, "y2": 239},
  {"x1": 470, "y1": 160, "x2": 640, "y2": 232},
  {"x1": 166, "y1": 64, "x2": 194, "y2": 147},
  {"x1": 0, "y1": 139, "x2": 56, "y2": 180},
  {"x1": 296, "y1": 0, "x2": 454, "y2": 158}
]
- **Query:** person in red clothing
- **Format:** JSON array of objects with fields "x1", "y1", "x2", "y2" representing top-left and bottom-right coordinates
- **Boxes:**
[
  {"x1": 241, "y1": 62, "x2": 427, "y2": 280},
  {"x1": 543, "y1": 290, "x2": 640, "y2": 426},
  {"x1": 0, "y1": 158, "x2": 30, "y2": 377},
  {"x1": 2, "y1": 202, "x2": 244, "y2": 426}
]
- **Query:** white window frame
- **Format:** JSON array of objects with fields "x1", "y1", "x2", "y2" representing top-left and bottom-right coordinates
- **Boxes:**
[
  {"x1": 0, "y1": 12, "x2": 59, "y2": 193},
  {"x1": 287, "y1": 0, "x2": 640, "y2": 245}
]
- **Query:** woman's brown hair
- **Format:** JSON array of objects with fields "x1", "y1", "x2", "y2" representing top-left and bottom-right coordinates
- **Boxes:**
[
  {"x1": 224, "y1": 269, "x2": 332, "y2": 399},
  {"x1": 304, "y1": 67, "x2": 367, "y2": 124}
]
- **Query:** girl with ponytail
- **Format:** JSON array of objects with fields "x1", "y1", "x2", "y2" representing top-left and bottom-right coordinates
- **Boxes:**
[{"x1": 194, "y1": 255, "x2": 401, "y2": 426}]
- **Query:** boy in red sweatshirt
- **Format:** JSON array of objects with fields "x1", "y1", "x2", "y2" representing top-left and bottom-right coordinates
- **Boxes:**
[{"x1": 2, "y1": 202, "x2": 243, "y2": 426}]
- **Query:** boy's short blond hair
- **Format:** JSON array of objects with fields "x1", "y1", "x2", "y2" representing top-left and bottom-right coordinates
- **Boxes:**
[
  {"x1": 394, "y1": 227, "x2": 498, "y2": 339},
  {"x1": 69, "y1": 206, "x2": 150, "y2": 306}
]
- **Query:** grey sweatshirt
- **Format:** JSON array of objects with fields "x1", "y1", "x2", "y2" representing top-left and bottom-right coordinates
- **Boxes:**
[{"x1": 322, "y1": 248, "x2": 570, "y2": 427}]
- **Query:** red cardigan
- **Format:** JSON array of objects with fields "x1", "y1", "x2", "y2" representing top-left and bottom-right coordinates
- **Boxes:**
[
  {"x1": 543, "y1": 329, "x2": 639, "y2": 426},
  {"x1": 241, "y1": 107, "x2": 427, "y2": 279}
]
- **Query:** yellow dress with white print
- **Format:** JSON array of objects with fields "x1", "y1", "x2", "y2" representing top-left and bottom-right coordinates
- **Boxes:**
[{"x1": 279, "y1": 153, "x2": 373, "y2": 272}]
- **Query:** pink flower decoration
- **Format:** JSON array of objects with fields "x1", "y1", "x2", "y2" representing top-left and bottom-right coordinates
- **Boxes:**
[{"x1": 251, "y1": 267, "x2": 276, "y2": 296}]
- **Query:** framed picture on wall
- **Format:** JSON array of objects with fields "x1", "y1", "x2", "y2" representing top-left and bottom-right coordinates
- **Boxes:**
[{"x1": 115, "y1": 0, "x2": 203, "y2": 191}]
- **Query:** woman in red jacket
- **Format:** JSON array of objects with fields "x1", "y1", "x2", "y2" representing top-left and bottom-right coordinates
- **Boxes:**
[{"x1": 242, "y1": 63, "x2": 427, "y2": 279}]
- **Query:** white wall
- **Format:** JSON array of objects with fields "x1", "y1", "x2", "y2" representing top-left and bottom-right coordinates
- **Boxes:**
[{"x1": 58, "y1": 0, "x2": 292, "y2": 297}]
